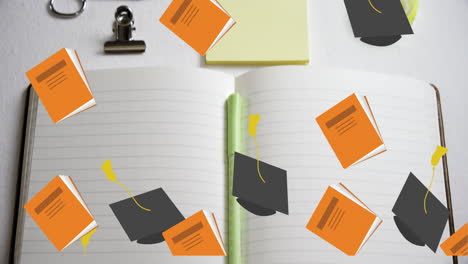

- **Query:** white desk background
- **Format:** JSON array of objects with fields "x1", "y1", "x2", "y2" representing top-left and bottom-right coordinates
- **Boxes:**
[{"x1": 1, "y1": 0, "x2": 467, "y2": 262}]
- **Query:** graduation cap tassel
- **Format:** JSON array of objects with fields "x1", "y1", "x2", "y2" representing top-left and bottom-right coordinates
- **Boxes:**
[
  {"x1": 101, "y1": 159, "x2": 152, "y2": 212},
  {"x1": 81, "y1": 228, "x2": 97, "y2": 256},
  {"x1": 423, "y1": 146, "x2": 448, "y2": 214},
  {"x1": 252, "y1": 136, "x2": 266, "y2": 183},
  {"x1": 248, "y1": 115, "x2": 266, "y2": 183},
  {"x1": 423, "y1": 167, "x2": 436, "y2": 215},
  {"x1": 116, "y1": 181, "x2": 152, "y2": 212},
  {"x1": 368, "y1": 0, "x2": 382, "y2": 13}
]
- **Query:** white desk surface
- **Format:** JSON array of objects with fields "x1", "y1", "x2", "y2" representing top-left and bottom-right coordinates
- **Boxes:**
[{"x1": 1, "y1": 0, "x2": 467, "y2": 262}]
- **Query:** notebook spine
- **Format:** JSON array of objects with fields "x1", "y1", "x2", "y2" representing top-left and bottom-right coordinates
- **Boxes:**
[
  {"x1": 431, "y1": 84, "x2": 458, "y2": 264},
  {"x1": 10, "y1": 86, "x2": 39, "y2": 264}
]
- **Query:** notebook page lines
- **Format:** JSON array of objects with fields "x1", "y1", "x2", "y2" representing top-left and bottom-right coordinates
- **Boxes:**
[
  {"x1": 241, "y1": 103, "x2": 446, "y2": 263},
  {"x1": 235, "y1": 67, "x2": 448, "y2": 263},
  {"x1": 20, "y1": 67, "x2": 233, "y2": 264}
]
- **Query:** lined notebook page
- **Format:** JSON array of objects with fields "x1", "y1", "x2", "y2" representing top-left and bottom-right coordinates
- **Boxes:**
[
  {"x1": 19, "y1": 67, "x2": 234, "y2": 264},
  {"x1": 235, "y1": 66, "x2": 452, "y2": 264}
]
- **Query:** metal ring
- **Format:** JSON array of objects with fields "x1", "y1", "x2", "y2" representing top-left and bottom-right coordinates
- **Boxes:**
[{"x1": 49, "y1": 0, "x2": 87, "y2": 18}]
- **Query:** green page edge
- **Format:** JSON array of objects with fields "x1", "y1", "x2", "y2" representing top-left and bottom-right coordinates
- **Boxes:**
[{"x1": 227, "y1": 93, "x2": 245, "y2": 264}]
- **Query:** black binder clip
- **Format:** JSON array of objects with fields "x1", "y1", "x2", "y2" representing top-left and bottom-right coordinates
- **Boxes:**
[{"x1": 104, "y1": 6, "x2": 146, "y2": 53}]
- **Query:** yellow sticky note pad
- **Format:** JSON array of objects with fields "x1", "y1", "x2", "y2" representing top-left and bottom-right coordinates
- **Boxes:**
[{"x1": 205, "y1": 0, "x2": 309, "y2": 65}]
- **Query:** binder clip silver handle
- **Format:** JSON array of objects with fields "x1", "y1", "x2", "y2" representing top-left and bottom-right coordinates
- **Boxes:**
[{"x1": 104, "y1": 6, "x2": 146, "y2": 53}]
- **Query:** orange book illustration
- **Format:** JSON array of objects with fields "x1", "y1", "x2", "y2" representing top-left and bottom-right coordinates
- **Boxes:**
[
  {"x1": 24, "y1": 175, "x2": 98, "y2": 251},
  {"x1": 306, "y1": 183, "x2": 382, "y2": 256},
  {"x1": 163, "y1": 210, "x2": 226, "y2": 256},
  {"x1": 26, "y1": 48, "x2": 95, "y2": 123},
  {"x1": 160, "y1": 0, "x2": 235, "y2": 55},
  {"x1": 440, "y1": 223, "x2": 468, "y2": 256},
  {"x1": 316, "y1": 93, "x2": 385, "y2": 168}
]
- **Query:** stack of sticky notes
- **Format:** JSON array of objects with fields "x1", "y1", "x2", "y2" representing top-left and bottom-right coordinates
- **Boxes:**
[
  {"x1": 316, "y1": 93, "x2": 386, "y2": 168},
  {"x1": 163, "y1": 210, "x2": 226, "y2": 256},
  {"x1": 160, "y1": 0, "x2": 235, "y2": 55},
  {"x1": 26, "y1": 48, "x2": 95, "y2": 123},
  {"x1": 306, "y1": 183, "x2": 382, "y2": 255},
  {"x1": 24, "y1": 176, "x2": 98, "y2": 251},
  {"x1": 206, "y1": 0, "x2": 309, "y2": 65}
]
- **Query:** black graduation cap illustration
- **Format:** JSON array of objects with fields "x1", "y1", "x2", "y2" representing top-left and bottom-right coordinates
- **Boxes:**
[
  {"x1": 343, "y1": 0, "x2": 413, "y2": 46},
  {"x1": 392, "y1": 172, "x2": 449, "y2": 252},
  {"x1": 109, "y1": 188, "x2": 185, "y2": 244},
  {"x1": 233, "y1": 152, "x2": 288, "y2": 216}
]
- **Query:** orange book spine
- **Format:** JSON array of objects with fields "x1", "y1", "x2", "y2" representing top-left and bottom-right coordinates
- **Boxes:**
[
  {"x1": 159, "y1": 0, "x2": 232, "y2": 55},
  {"x1": 315, "y1": 94, "x2": 384, "y2": 168},
  {"x1": 440, "y1": 223, "x2": 468, "y2": 256},
  {"x1": 163, "y1": 210, "x2": 225, "y2": 256},
  {"x1": 25, "y1": 49, "x2": 93, "y2": 123},
  {"x1": 306, "y1": 186, "x2": 377, "y2": 255},
  {"x1": 24, "y1": 176, "x2": 94, "y2": 251}
]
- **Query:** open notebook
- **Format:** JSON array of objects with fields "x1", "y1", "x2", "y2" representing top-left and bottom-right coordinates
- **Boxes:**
[{"x1": 12, "y1": 66, "x2": 456, "y2": 264}]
